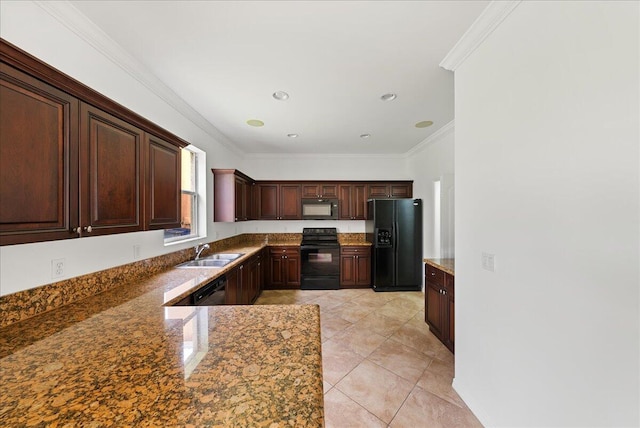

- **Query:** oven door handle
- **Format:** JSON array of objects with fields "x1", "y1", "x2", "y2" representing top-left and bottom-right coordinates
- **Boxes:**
[{"x1": 301, "y1": 245, "x2": 339, "y2": 250}]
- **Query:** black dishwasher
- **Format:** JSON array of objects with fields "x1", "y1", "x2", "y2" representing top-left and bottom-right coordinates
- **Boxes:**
[{"x1": 174, "y1": 275, "x2": 227, "y2": 306}]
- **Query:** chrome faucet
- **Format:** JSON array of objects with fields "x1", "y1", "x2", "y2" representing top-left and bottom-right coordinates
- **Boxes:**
[{"x1": 194, "y1": 243, "x2": 210, "y2": 260}]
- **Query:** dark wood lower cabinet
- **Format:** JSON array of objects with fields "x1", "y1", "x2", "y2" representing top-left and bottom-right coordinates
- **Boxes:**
[
  {"x1": 225, "y1": 251, "x2": 264, "y2": 305},
  {"x1": 224, "y1": 252, "x2": 259, "y2": 304},
  {"x1": 340, "y1": 246, "x2": 371, "y2": 288},
  {"x1": 425, "y1": 264, "x2": 454, "y2": 353},
  {"x1": 266, "y1": 246, "x2": 300, "y2": 289}
]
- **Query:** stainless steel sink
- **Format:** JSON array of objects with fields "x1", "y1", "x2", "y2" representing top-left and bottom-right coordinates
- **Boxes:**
[
  {"x1": 176, "y1": 259, "x2": 230, "y2": 268},
  {"x1": 175, "y1": 253, "x2": 244, "y2": 269}
]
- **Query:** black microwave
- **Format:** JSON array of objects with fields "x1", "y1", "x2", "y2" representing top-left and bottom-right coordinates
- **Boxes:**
[{"x1": 301, "y1": 199, "x2": 339, "y2": 220}]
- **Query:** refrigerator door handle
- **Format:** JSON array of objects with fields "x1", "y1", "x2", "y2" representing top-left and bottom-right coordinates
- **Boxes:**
[{"x1": 393, "y1": 220, "x2": 399, "y2": 284}]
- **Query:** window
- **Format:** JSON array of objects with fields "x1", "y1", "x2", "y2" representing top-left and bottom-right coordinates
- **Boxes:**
[{"x1": 164, "y1": 146, "x2": 206, "y2": 244}]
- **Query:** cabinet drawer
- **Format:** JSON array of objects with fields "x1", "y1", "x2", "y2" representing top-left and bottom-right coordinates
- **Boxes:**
[
  {"x1": 341, "y1": 246, "x2": 370, "y2": 256},
  {"x1": 269, "y1": 246, "x2": 300, "y2": 256},
  {"x1": 425, "y1": 264, "x2": 445, "y2": 286}
]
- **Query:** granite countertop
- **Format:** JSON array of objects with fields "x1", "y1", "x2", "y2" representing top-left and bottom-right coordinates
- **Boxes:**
[
  {"x1": 0, "y1": 245, "x2": 324, "y2": 426},
  {"x1": 424, "y1": 258, "x2": 455, "y2": 276}
]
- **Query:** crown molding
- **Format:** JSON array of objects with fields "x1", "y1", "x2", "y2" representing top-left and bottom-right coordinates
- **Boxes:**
[
  {"x1": 404, "y1": 120, "x2": 455, "y2": 158},
  {"x1": 33, "y1": 0, "x2": 243, "y2": 156},
  {"x1": 244, "y1": 152, "x2": 406, "y2": 160},
  {"x1": 440, "y1": 0, "x2": 521, "y2": 71}
]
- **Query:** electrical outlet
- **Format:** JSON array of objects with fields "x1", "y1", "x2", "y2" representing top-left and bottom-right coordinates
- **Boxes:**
[
  {"x1": 482, "y1": 252, "x2": 495, "y2": 272},
  {"x1": 51, "y1": 258, "x2": 65, "y2": 279},
  {"x1": 133, "y1": 245, "x2": 141, "y2": 260}
]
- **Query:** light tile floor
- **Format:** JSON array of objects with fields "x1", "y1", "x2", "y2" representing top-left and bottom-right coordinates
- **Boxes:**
[{"x1": 255, "y1": 288, "x2": 483, "y2": 427}]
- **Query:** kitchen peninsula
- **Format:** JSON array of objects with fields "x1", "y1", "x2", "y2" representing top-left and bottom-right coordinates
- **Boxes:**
[{"x1": 0, "y1": 241, "x2": 324, "y2": 426}]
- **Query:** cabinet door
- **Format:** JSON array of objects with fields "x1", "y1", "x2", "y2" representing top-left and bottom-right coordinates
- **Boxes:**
[
  {"x1": 368, "y1": 183, "x2": 390, "y2": 199},
  {"x1": 425, "y1": 282, "x2": 444, "y2": 340},
  {"x1": 239, "y1": 264, "x2": 249, "y2": 304},
  {"x1": 234, "y1": 177, "x2": 253, "y2": 221},
  {"x1": 447, "y1": 289, "x2": 455, "y2": 352},
  {"x1": 248, "y1": 256, "x2": 261, "y2": 303},
  {"x1": 259, "y1": 184, "x2": 279, "y2": 219},
  {"x1": 0, "y1": 64, "x2": 79, "y2": 245},
  {"x1": 245, "y1": 181, "x2": 254, "y2": 220},
  {"x1": 258, "y1": 249, "x2": 265, "y2": 292},
  {"x1": 284, "y1": 252, "x2": 301, "y2": 287},
  {"x1": 338, "y1": 185, "x2": 353, "y2": 219},
  {"x1": 340, "y1": 255, "x2": 356, "y2": 286},
  {"x1": 268, "y1": 251, "x2": 285, "y2": 288},
  {"x1": 146, "y1": 134, "x2": 181, "y2": 230},
  {"x1": 279, "y1": 184, "x2": 301, "y2": 219},
  {"x1": 80, "y1": 103, "x2": 144, "y2": 236},
  {"x1": 234, "y1": 178, "x2": 245, "y2": 221},
  {"x1": 319, "y1": 184, "x2": 338, "y2": 198},
  {"x1": 355, "y1": 253, "x2": 371, "y2": 286},
  {"x1": 390, "y1": 183, "x2": 412, "y2": 198},
  {"x1": 301, "y1": 184, "x2": 320, "y2": 198},
  {"x1": 225, "y1": 267, "x2": 239, "y2": 304},
  {"x1": 352, "y1": 184, "x2": 367, "y2": 220}
]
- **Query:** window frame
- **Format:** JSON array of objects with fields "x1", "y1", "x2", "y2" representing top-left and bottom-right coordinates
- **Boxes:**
[{"x1": 164, "y1": 145, "x2": 206, "y2": 245}]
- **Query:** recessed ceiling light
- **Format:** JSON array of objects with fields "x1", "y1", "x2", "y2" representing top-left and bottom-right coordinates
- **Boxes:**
[
  {"x1": 272, "y1": 91, "x2": 290, "y2": 101},
  {"x1": 246, "y1": 119, "x2": 264, "y2": 127},
  {"x1": 360, "y1": 134, "x2": 371, "y2": 139},
  {"x1": 380, "y1": 93, "x2": 397, "y2": 102},
  {"x1": 287, "y1": 133, "x2": 299, "y2": 138},
  {"x1": 415, "y1": 120, "x2": 434, "y2": 128}
]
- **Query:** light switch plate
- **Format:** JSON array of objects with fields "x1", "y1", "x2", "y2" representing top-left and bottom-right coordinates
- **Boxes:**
[{"x1": 482, "y1": 252, "x2": 495, "y2": 272}]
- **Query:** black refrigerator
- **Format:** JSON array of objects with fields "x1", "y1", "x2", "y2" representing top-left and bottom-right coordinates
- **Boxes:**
[{"x1": 365, "y1": 199, "x2": 422, "y2": 291}]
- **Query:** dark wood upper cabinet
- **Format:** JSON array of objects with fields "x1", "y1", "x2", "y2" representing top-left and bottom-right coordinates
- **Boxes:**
[
  {"x1": 301, "y1": 183, "x2": 338, "y2": 199},
  {"x1": 146, "y1": 134, "x2": 181, "y2": 230},
  {"x1": 368, "y1": 182, "x2": 412, "y2": 199},
  {"x1": 213, "y1": 169, "x2": 254, "y2": 222},
  {"x1": 0, "y1": 63, "x2": 79, "y2": 245},
  {"x1": 280, "y1": 184, "x2": 301, "y2": 219},
  {"x1": 0, "y1": 39, "x2": 187, "y2": 245},
  {"x1": 338, "y1": 184, "x2": 367, "y2": 220},
  {"x1": 80, "y1": 103, "x2": 144, "y2": 236},
  {"x1": 258, "y1": 183, "x2": 301, "y2": 220},
  {"x1": 258, "y1": 184, "x2": 279, "y2": 220}
]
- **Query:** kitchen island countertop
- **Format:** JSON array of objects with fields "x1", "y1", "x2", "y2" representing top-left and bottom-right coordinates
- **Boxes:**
[{"x1": 0, "y1": 244, "x2": 324, "y2": 427}]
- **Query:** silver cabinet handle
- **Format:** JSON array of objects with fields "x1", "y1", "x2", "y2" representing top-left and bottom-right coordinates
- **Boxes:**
[{"x1": 83, "y1": 226, "x2": 92, "y2": 233}]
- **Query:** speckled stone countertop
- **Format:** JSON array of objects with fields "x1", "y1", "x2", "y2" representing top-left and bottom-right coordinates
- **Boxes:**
[
  {"x1": 0, "y1": 245, "x2": 324, "y2": 427},
  {"x1": 338, "y1": 233, "x2": 371, "y2": 246},
  {"x1": 424, "y1": 258, "x2": 455, "y2": 276}
]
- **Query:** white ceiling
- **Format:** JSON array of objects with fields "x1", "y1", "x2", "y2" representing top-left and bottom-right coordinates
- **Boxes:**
[{"x1": 70, "y1": 1, "x2": 488, "y2": 155}]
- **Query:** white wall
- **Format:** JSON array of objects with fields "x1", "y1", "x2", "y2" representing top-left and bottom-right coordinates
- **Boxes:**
[
  {"x1": 452, "y1": 2, "x2": 639, "y2": 427},
  {"x1": 242, "y1": 154, "x2": 409, "y2": 181},
  {"x1": 407, "y1": 123, "x2": 455, "y2": 260},
  {"x1": 0, "y1": 1, "x2": 412, "y2": 296}
]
